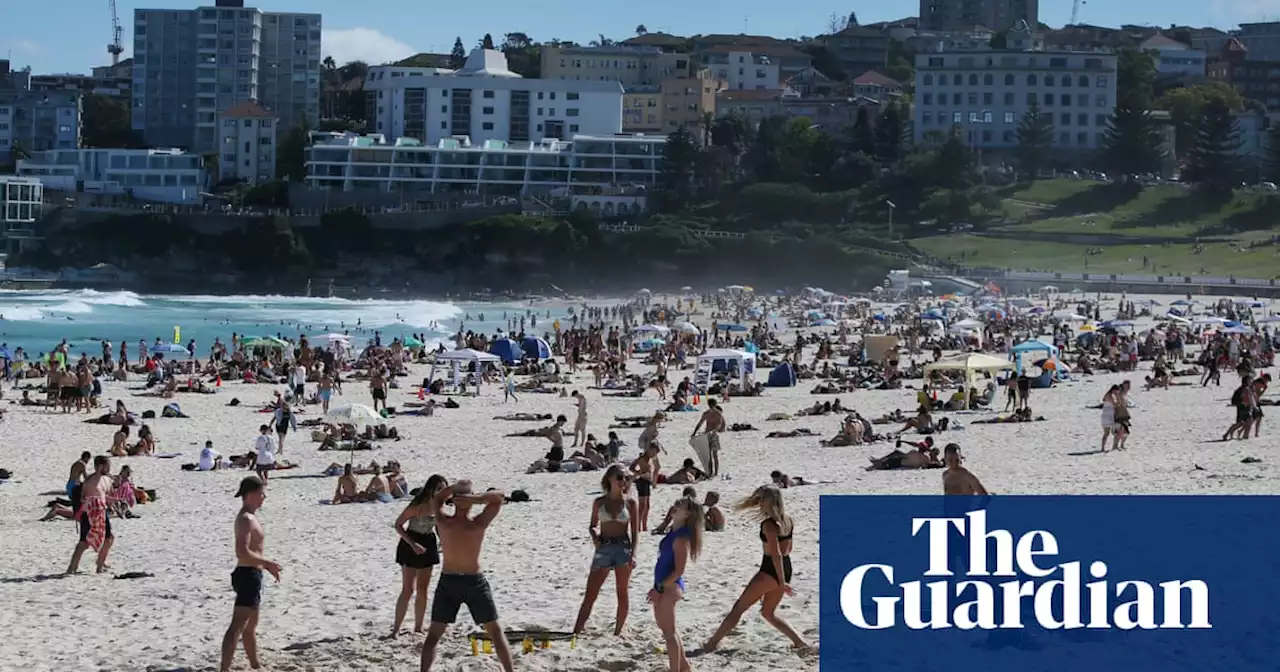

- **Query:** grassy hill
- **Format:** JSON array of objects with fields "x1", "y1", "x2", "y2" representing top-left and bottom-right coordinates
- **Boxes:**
[{"x1": 911, "y1": 179, "x2": 1280, "y2": 278}]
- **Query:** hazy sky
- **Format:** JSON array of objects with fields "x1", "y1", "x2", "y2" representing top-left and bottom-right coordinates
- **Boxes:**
[{"x1": 2, "y1": 0, "x2": 1278, "y2": 74}]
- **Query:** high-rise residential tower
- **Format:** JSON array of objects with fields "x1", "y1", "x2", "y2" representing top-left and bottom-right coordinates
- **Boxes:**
[{"x1": 132, "y1": 0, "x2": 320, "y2": 152}]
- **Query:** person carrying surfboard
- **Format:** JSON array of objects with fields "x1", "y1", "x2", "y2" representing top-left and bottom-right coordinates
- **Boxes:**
[{"x1": 691, "y1": 399, "x2": 727, "y2": 477}]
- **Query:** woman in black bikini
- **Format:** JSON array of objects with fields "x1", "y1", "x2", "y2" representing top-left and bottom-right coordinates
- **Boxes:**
[
  {"x1": 390, "y1": 474, "x2": 447, "y2": 637},
  {"x1": 702, "y1": 485, "x2": 812, "y2": 653},
  {"x1": 573, "y1": 464, "x2": 639, "y2": 635}
]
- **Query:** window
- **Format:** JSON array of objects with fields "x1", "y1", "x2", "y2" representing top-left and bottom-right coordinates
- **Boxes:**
[
  {"x1": 1004, "y1": 112, "x2": 1015, "y2": 123},
  {"x1": 441, "y1": 105, "x2": 448, "y2": 113},
  {"x1": 1044, "y1": 93, "x2": 1055, "y2": 106},
  {"x1": 1062, "y1": 76, "x2": 1072, "y2": 88},
  {"x1": 259, "y1": 136, "x2": 272, "y2": 145},
  {"x1": 1096, "y1": 114, "x2": 1108, "y2": 126},
  {"x1": 243, "y1": 119, "x2": 252, "y2": 127},
  {"x1": 482, "y1": 106, "x2": 494, "y2": 114},
  {"x1": 567, "y1": 108, "x2": 579, "y2": 116},
  {"x1": 441, "y1": 121, "x2": 447, "y2": 129},
  {"x1": 1027, "y1": 93, "x2": 1037, "y2": 104},
  {"x1": 569, "y1": 124, "x2": 579, "y2": 132},
  {"x1": 482, "y1": 90, "x2": 494, "y2": 98},
  {"x1": 1045, "y1": 75, "x2": 1055, "y2": 86},
  {"x1": 923, "y1": 74, "x2": 933, "y2": 85},
  {"x1": 1027, "y1": 74, "x2": 1037, "y2": 85},
  {"x1": 1004, "y1": 74, "x2": 1014, "y2": 85},
  {"x1": 1061, "y1": 95, "x2": 1071, "y2": 108},
  {"x1": 952, "y1": 112, "x2": 962, "y2": 124},
  {"x1": 939, "y1": 74, "x2": 947, "y2": 85},
  {"x1": 967, "y1": 93, "x2": 977, "y2": 105},
  {"x1": 982, "y1": 130, "x2": 992, "y2": 142},
  {"x1": 923, "y1": 111, "x2": 933, "y2": 124},
  {"x1": 952, "y1": 93, "x2": 961, "y2": 104},
  {"x1": 1078, "y1": 94, "x2": 1088, "y2": 106},
  {"x1": 1096, "y1": 96, "x2": 1107, "y2": 107},
  {"x1": 1060, "y1": 113, "x2": 1070, "y2": 125},
  {"x1": 969, "y1": 112, "x2": 978, "y2": 123},
  {"x1": 482, "y1": 122, "x2": 494, "y2": 130},
  {"x1": 1077, "y1": 132, "x2": 1088, "y2": 145},
  {"x1": 549, "y1": 92, "x2": 556, "y2": 100},
  {"x1": 1097, "y1": 75, "x2": 1108, "y2": 88},
  {"x1": 983, "y1": 93, "x2": 992, "y2": 104},
  {"x1": 1004, "y1": 93, "x2": 1014, "y2": 105},
  {"x1": 223, "y1": 119, "x2": 236, "y2": 128},
  {"x1": 537, "y1": 108, "x2": 543, "y2": 115},
  {"x1": 537, "y1": 92, "x2": 544, "y2": 100},
  {"x1": 259, "y1": 120, "x2": 272, "y2": 128},
  {"x1": 984, "y1": 74, "x2": 994, "y2": 86},
  {"x1": 567, "y1": 92, "x2": 579, "y2": 100},
  {"x1": 1077, "y1": 113, "x2": 1088, "y2": 126},
  {"x1": 549, "y1": 108, "x2": 556, "y2": 116},
  {"x1": 923, "y1": 94, "x2": 933, "y2": 105},
  {"x1": 1059, "y1": 131, "x2": 1069, "y2": 144},
  {"x1": 968, "y1": 74, "x2": 978, "y2": 85},
  {"x1": 1078, "y1": 75, "x2": 1089, "y2": 87},
  {"x1": 983, "y1": 111, "x2": 992, "y2": 123}
]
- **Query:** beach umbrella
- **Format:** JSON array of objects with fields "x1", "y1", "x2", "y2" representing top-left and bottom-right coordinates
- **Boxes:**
[
  {"x1": 402, "y1": 336, "x2": 425, "y2": 349},
  {"x1": 310, "y1": 333, "x2": 350, "y2": 347},
  {"x1": 632, "y1": 324, "x2": 669, "y2": 335},
  {"x1": 810, "y1": 319, "x2": 837, "y2": 327},
  {"x1": 1028, "y1": 307, "x2": 1047, "y2": 314},
  {"x1": 1223, "y1": 325, "x2": 1254, "y2": 334},
  {"x1": 672, "y1": 321, "x2": 699, "y2": 334},
  {"x1": 326, "y1": 404, "x2": 381, "y2": 428},
  {"x1": 719, "y1": 323, "x2": 748, "y2": 332},
  {"x1": 955, "y1": 318, "x2": 983, "y2": 329},
  {"x1": 1171, "y1": 299, "x2": 1194, "y2": 306},
  {"x1": 1078, "y1": 324, "x2": 1097, "y2": 332},
  {"x1": 638, "y1": 337, "x2": 666, "y2": 349},
  {"x1": 151, "y1": 343, "x2": 189, "y2": 355},
  {"x1": 1258, "y1": 315, "x2": 1280, "y2": 324},
  {"x1": 1192, "y1": 317, "x2": 1227, "y2": 326},
  {"x1": 243, "y1": 336, "x2": 289, "y2": 350}
]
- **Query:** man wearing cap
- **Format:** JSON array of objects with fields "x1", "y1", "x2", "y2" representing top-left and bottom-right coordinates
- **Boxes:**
[
  {"x1": 220, "y1": 476, "x2": 282, "y2": 672},
  {"x1": 420, "y1": 480, "x2": 511, "y2": 672}
]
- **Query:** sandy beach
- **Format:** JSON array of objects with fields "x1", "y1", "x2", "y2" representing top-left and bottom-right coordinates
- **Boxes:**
[{"x1": 0, "y1": 292, "x2": 1275, "y2": 671}]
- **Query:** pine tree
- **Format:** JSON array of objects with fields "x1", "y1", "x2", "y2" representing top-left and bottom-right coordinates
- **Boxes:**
[
  {"x1": 848, "y1": 107, "x2": 875, "y2": 154},
  {"x1": 481, "y1": 33, "x2": 496, "y2": 50},
  {"x1": 1098, "y1": 101, "x2": 1166, "y2": 178},
  {"x1": 933, "y1": 127, "x2": 974, "y2": 190},
  {"x1": 653, "y1": 126, "x2": 700, "y2": 213},
  {"x1": 1184, "y1": 98, "x2": 1241, "y2": 197},
  {"x1": 449, "y1": 38, "x2": 466, "y2": 68},
  {"x1": 874, "y1": 103, "x2": 908, "y2": 161},
  {"x1": 1014, "y1": 99, "x2": 1053, "y2": 179}
]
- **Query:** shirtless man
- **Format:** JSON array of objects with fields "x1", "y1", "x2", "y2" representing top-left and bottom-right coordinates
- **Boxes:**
[
  {"x1": 332, "y1": 464, "x2": 359, "y2": 503},
  {"x1": 363, "y1": 465, "x2": 393, "y2": 503},
  {"x1": 571, "y1": 391, "x2": 588, "y2": 447},
  {"x1": 421, "y1": 480, "x2": 512, "y2": 672},
  {"x1": 109, "y1": 426, "x2": 131, "y2": 456},
  {"x1": 220, "y1": 476, "x2": 282, "y2": 672},
  {"x1": 65, "y1": 455, "x2": 115, "y2": 574},
  {"x1": 942, "y1": 443, "x2": 990, "y2": 496},
  {"x1": 66, "y1": 451, "x2": 91, "y2": 500},
  {"x1": 370, "y1": 368, "x2": 388, "y2": 412},
  {"x1": 691, "y1": 398, "x2": 726, "y2": 477},
  {"x1": 542, "y1": 415, "x2": 568, "y2": 463}
]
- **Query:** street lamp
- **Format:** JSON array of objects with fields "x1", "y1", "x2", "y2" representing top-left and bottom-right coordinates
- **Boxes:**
[{"x1": 886, "y1": 200, "x2": 896, "y2": 239}]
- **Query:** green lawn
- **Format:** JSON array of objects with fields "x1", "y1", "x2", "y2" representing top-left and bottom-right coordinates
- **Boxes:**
[{"x1": 915, "y1": 179, "x2": 1280, "y2": 277}]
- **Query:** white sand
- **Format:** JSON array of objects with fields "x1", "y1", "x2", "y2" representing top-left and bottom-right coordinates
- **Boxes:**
[{"x1": 0, "y1": 293, "x2": 1275, "y2": 671}]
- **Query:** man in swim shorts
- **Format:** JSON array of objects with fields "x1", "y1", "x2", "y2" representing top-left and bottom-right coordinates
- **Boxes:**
[
  {"x1": 421, "y1": 480, "x2": 512, "y2": 672},
  {"x1": 65, "y1": 455, "x2": 115, "y2": 574},
  {"x1": 66, "y1": 451, "x2": 91, "y2": 499},
  {"x1": 221, "y1": 476, "x2": 282, "y2": 672}
]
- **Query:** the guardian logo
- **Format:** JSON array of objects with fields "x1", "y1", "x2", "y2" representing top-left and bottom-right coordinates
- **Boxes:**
[{"x1": 840, "y1": 510, "x2": 1212, "y2": 630}]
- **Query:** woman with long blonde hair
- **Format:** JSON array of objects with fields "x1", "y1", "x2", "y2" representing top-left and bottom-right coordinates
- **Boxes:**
[
  {"x1": 573, "y1": 464, "x2": 639, "y2": 635},
  {"x1": 649, "y1": 496, "x2": 704, "y2": 672},
  {"x1": 702, "y1": 485, "x2": 811, "y2": 653}
]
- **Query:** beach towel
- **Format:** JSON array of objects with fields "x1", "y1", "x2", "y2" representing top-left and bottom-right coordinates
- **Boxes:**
[
  {"x1": 689, "y1": 434, "x2": 713, "y2": 473},
  {"x1": 154, "y1": 452, "x2": 183, "y2": 459},
  {"x1": 78, "y1": 497, "x2": 108, "y2": 551},
  {"x1": 161, "y1": 403, "x2": 187, "y2": 418}
]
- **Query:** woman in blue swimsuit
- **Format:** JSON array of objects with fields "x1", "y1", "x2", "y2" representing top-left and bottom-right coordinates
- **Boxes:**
[
  {"x1": 702, "y1": 485, "x2": 812, "y2": 653},
  {"x1": 649, "y1": 496, "x2": 703, "y2": 672}
]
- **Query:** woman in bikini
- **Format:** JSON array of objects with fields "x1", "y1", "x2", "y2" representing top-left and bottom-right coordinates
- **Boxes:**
[
  {"x1": 703, "y1": 485, "x2": 812, "y2": 653},
  {"x1": 649, "y1": 496, "x2": 703, "y2": 672},
  {"x1": 573, "y1": 464, "x2": 639, "y2": 635},
  {"x1": 390, "y1": 474, "x2": 447, "y2": 637},
  {"x1": 631, "y1": 444, "x2": 660, "y2": 532}
]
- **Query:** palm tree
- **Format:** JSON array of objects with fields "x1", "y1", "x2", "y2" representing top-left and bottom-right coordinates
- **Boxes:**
[{"x1": 635, "y1": 25, "x2": 648, "y2": 36}]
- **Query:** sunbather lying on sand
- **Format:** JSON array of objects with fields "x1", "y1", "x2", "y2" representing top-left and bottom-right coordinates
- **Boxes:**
[
  {"x1": 493, "y1": 413, "x2": 552, "y2": 421},
  {"x1": 972, "y1": 408, "x2": 1046, "y2": 424},
  {"x1": 766, "y1": 428, "x2": 815, "y2": 439},
  {"x1": 665, "y1": 458, "x2": 708, "y2": 484},
  {"x1": 866, "y1": 437, "x2": 943, "y2": 471}
]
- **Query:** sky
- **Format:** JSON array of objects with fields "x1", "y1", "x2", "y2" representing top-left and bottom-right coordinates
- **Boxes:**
[{"x1": 3, "y1": 0, "x2": 1280, "y2": 74}]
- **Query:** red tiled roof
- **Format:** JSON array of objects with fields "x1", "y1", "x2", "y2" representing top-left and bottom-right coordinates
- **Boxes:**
[
  {"x1": 853, "y1": 70, "x2": 902, "y2": 88},
  {"x1": 222, "y1": 100, "x2": 275, "y2": 118}
]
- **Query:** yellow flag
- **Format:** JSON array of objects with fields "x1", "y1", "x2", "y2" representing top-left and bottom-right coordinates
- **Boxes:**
[{"x1": 174, "y1": 326, "x2": 181, "y2": 344}]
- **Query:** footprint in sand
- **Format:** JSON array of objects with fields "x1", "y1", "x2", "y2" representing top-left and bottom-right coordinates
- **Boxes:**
[{"x1": 597, "y1": 660, "x2": 639, "y2": 671}]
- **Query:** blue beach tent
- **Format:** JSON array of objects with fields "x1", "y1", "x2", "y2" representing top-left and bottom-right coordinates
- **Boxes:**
[{"x1": 488, "y1": 338, "x2": 523, "y2": 364}]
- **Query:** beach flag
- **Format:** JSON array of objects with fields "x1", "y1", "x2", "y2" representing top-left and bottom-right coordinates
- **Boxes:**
[
  {"x1": 215, "y1": 375, "x2": 221, "y2": 387},
  {"x1": 418, "y1": 386, "x2": 425, "y2": 400},
  {"x1": 174, "y1": 326, "x2": 181, "y2": 344}
]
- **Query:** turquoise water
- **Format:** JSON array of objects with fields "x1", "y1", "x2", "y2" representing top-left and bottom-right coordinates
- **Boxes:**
[{"x1": 0, "y1": 289, "x2": 564, "y2": 358}]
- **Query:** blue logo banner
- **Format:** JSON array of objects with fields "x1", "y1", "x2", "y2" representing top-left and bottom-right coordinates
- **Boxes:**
[{"x1": 819, "y1": 495, "x2": 1280, "y2": 671}]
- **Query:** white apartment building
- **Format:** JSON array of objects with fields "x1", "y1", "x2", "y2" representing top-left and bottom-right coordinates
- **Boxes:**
[
  {"x1": 16, "y1": 148, "x2": 206, "y2": 204},
  {"x1": 1, "y1": 176, "x2": 42, "y2": 224},
  {"x1": 914, "y1": 42, "x2": 1117, "y2": 152},
  {"x1": 132, "y1": 0, "x2": 321, "y2": 153},
  {"x1": 1140, "y1": 34, "x2": 1207, "y2": 78},
  {"x1": 306, "y1": 133, "x2": 663, "y2": 200},
  {"x1": 702, "y1": 49, "x2": 782, "y2": 90},
  {"x1": 363, "y1": 49, "x2": 624, "y2": 146},
  {"x1": 217, "y1": 100, "x2": 277, "y2": 183}
]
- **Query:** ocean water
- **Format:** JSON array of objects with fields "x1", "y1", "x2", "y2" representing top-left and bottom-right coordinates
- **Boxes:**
[{"x1": 0, "y1": 289, "x2": 567, "y2": 358}]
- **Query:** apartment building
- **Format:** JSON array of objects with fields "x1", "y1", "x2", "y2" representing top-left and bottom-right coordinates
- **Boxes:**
[
  {"x1": 217, "y1": 100, "x2": 277, "y2": 183},
  {"x1": 702, "y1": 48, "x2": 782, "y2": 90},
  {"x1": 363, "y1": 49, "x2": 623, "y2": 146},
  {"x1": 818, "y1": 24, "x2": 891, "y2": 80},
  {"x1": 1235, "y1": 22, "x2": 1280, "y2": 62},
  {"x1": 658, "y1": 69, "x2": 721, "y2": 133},
  {"x1": 16, "y1": 148, "x2": 205, "y2": 204},
  {"x1": 913, "y1": 38, "x2": 1118, "y2": 153},
  {"x1": 1207, "y1": 38, "x2": 1280, "y2": 111},
  {"x1": 0, "y1": 176, "x2": 43, "y2": 254},
  {"x1": 132, "y1": 0, "x2": 320, "y2": 153},
  {"x1": 0, "y1": 61, "x2": 82, "y2": 164},
  {"x1": 306, "y1": 133, "x2": 664, "y2": 199},
  {"x1": 540, "y1": 45, "x2": 691, "y2": 86},
  {"x1": 1141, "y1": 34, "x2": 1206, "y2": 77},
  {"x1": 919, "y1": 0, "x2": 1039, "y2": 32},
  {"x1": 691, "y1": 36, "x2": 812, "y2": 80},
  {"x1": 622, "y1": 86, "x2": 663, "y2": 133},
  {"x1": 31, "y1": 64, "x2": 133, "y2": 101}
]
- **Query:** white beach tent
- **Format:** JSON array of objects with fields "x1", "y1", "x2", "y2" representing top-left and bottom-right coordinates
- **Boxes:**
[
  {"x1": 693, "y1": 348, "x2": 757, "y2": 391},
  {"x1": 430, "y1": 348, "x2": 503, "y2": 391},
  {"x1": 924, "y1": 353, "x2": 1014, "y2": 408}
]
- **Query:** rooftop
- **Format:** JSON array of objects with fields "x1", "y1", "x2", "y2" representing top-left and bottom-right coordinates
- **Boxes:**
[
  {"x1": 221, "y1": 100, "x2": 275, "y2": 118},
  {"x1": 853, "y1": 70, "x2": 903, "y2": 88}
]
